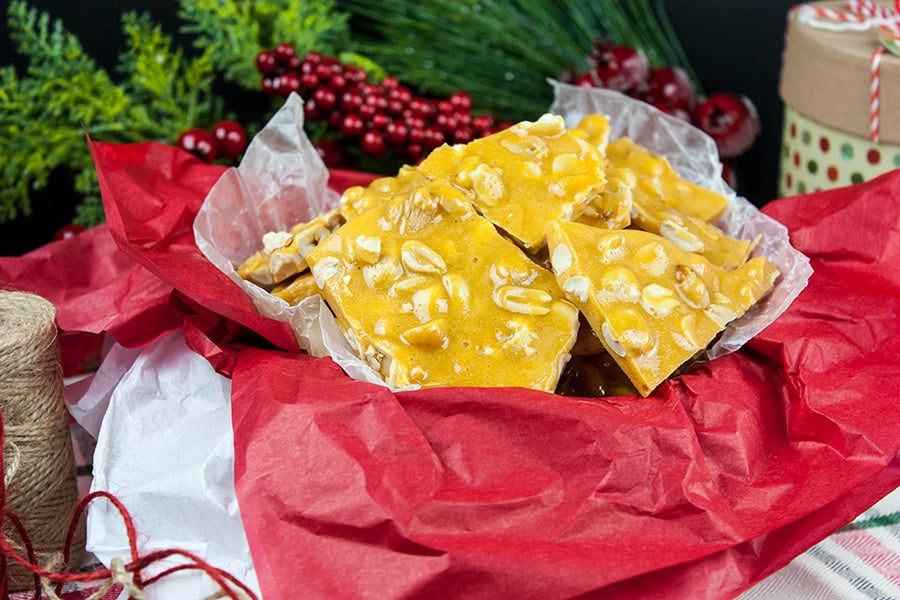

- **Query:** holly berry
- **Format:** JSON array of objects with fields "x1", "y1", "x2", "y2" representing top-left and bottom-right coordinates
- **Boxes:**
[
  {"x1": 448, "y1": 91, "x2": 473, "y2": 112},
  {"x1": 360, "y1": 129, "x2": 387, "y2": 156},
  {"x1": 274, "y1": 42, "x2": 297, "y2": 66},
  {"x1": 314, "y1": 139, "x2": 349, "y2": 168},
  {"x1": 53, "y1": 223, "x2": 86, "y2": 241},
  {"x1": 692, "y1": 93, "x2": 760, "y2": 159},
  {"x1": 562, "y1": 41, "x2": 759, "y2": 161},
  {"x1": 253, "y1": 43, "x2": 506, "y2": 167},
  {"x1": 177, "y1": 128, "x2": 218, "y2": 163},
  {"x1": 211, "y1": 120, "x2": 248, "y2": 160},
  {"x1": 312, "y1": 87, "x2": 338, "y2": 112},
  {"x1": 255, "y1": 50, "x2": 278, "y2": 75},
  {"x1": 384, "y1": 120, "x2": 408, "y2": 145},
  {"x1": 176, "y1": 120, "x2": 249, "y2": 164},
  {"x1": 278, "y1": 72, "x2": 302, "y2": 97}
]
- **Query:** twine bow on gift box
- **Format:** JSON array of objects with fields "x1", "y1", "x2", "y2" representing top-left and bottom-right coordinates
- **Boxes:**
[{"x1": 792, "y1": 0, "x2": 900, "y2": 142}]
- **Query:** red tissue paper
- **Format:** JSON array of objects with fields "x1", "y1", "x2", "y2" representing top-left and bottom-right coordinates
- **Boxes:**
[{"x1": 1, "y1": 139, "x2": 899, "y2": 599}]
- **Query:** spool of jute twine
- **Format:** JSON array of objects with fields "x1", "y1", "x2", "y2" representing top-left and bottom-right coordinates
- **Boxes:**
[{"x1": 0, "y1": 290, "x2": 84, "y2": 591}]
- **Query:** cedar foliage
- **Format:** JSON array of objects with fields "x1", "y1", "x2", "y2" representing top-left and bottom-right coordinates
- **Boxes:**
[{"x1": 0, "y1": 0, "x2": 351, "y2": 226}]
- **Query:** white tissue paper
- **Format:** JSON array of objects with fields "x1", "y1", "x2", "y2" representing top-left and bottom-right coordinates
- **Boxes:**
[{"x1": 76, "y1": 332, "x2": 259, "y2": 599}]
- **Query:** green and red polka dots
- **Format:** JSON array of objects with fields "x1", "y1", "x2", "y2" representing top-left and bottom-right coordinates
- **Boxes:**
[{"x1": 779, "y1": 106, "x2": 900, "y2": 197}]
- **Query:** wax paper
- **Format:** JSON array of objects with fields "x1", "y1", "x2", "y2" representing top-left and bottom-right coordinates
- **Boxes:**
[{"x1": 2, "y1": 86, "x2": 898, "y2": 599}]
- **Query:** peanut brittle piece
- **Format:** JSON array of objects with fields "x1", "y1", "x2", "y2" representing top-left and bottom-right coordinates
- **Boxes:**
[
  {"x1": 270, "y1": 273, "x2": 319, "y2": 305},
  {"x1": 306, "y1": 180, "x2": 580, "y2": 391},
  {"x1": 571, "y1": 113, "x2": 612, "y2": 152},
  {"x1": 629, "y1": 191, "x2": 755, "y2": 271},
  {"x1": 575, "y1": 161, "x2": 633, "y2": 230},
  {"x1": 338, "y1": 164, "x2": 429, "y2": 222},
  {"x1": 606, "y1": 137, "x2": 728, "y2": 223},
  {"x1": 568, "y1": 114, "x2": 632, "y2": 230},
  {"x1": 546, "y1": 222, "x2": 779, "y2": 396},
  {"x1": 416, "y1": 113, "x2": 606, "y2": 252},
  {"x1": 237, "y1": 208, "x2": 343, "y2": 286}
]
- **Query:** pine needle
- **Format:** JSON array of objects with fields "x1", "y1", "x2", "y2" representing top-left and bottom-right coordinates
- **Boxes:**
[{"x1": 337, "y1": 0, "x2": 697, "y2": 120}]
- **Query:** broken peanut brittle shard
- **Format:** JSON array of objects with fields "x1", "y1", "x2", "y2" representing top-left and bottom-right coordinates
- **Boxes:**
[
  {"x1": 605, "y1": 137, "x2": 729, "y2": 224},
  {"x1": 547, "y1": 222, "x2": 779, "y2": 396},
  {"x1": 237, "y1": 208, "x2": 343, "y2": 286},
  {"x1": 417, "y1": 114, "x2": 607, "y2": 252}
]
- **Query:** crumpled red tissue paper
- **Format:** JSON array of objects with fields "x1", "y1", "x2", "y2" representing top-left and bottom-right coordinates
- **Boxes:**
[{"x1": 1, "y1": 139, "x2": 898, "y2": 600}]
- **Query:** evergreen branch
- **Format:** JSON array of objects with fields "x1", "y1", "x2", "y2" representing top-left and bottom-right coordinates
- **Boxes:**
[
  {"x1": 177, "y1": 0, "x2": 352, "y2": 90},
  {"x1": 117, "y1": 11, "x2": 219, "y2": 134},
  {"x1": 0, "y1": 2, "x2": 224, "y2": 226},
  {"x1": 337, "y1": 0, "x2": 698, "y2": 120}
]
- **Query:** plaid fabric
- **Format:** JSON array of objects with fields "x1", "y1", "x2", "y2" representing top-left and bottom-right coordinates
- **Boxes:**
[
  {"x1": 740, "y1": 487, "x2": 900, "y2": 599},
  {"x1": 9, "y1": 583, "x2": 124, "y2": 600}
]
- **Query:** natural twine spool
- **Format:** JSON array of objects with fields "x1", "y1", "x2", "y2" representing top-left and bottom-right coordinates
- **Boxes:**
[{"x1": 0, "y1": 291, "x2": 84, "y2": 591}]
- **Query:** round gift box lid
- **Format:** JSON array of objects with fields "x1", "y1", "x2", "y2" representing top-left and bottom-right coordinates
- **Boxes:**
[{"x1": 780, "y1": 0, "x2": 900, "y2": 144}]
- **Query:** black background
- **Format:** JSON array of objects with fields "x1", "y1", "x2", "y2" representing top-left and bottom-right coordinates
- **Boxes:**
[{"x1": 0, "y1": 0, "x2": 800, "y2": 255}]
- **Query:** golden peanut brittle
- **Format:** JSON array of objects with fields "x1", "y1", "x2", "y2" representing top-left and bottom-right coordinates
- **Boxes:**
[
  {"x1": 306, "y1": 179, "x2": 580, "y2": 391},
  {"x1": 237, "y1": 208, "x2": 343, "y2": 286},
  {"x1": 571, "y1": 113, "x2": 612, "y2": 152},
  {"x1": 338, "y1": 164, "x2": 429, "y2": 222},
  {"x1": 235, "y1": 111, "x2": 783, "y2": 397},
  {"x1": 547, "y1": 222, "x2": 779, "y2": 396},
  {"x1": 575, "y1": 161, "x2": 633, "y2": 230},
  {"x1": 606, "y1": 137, "x2": 728, "y2": 223},
  {"x1": 629, "y1": 191, "x2": 755, "y2": 271},
  {"x1": 416, "y1": 113, "x2": 606, "y2": 252},
  {"x1": 270, "y1": 272, "x2": 320, "y2": 305}
]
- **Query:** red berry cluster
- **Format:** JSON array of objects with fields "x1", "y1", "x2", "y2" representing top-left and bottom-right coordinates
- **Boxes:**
[
  {"x1": 176, "y1": 120, "x2": 249, "y2": 164},
  {"x1": 255, "y1": 43, "x2": 511, "y2": 165},
  {"x1": 566, "y1": 40, "x2": 760, "y2": 160}
]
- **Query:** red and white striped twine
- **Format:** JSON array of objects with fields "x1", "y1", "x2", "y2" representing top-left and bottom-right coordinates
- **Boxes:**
[
  {"x1": 793, "y1": 1, "x2": 900, "y2": 142},
  {"x1": 870, "y1": 45, "x2": 885, "y2": 141}
]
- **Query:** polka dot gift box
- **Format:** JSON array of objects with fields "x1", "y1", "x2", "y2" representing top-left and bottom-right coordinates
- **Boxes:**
[{"x1": 779, "y1": 1, "x2": 900, "y2": 196}]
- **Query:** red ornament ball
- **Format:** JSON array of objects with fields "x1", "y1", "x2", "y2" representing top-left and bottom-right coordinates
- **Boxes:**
[{"x1": 692, "y1": 93, "x2": 761, "y2": 159}]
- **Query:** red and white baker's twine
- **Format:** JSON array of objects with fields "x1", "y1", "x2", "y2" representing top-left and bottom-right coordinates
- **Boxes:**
[{"x1": 791, "y1": 1, "x2": 900, "y2": 142}]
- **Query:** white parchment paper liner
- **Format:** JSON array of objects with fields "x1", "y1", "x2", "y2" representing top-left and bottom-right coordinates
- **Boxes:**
[{"x1": 195, "y1": 85, "x2": 813, "y2": 388}]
